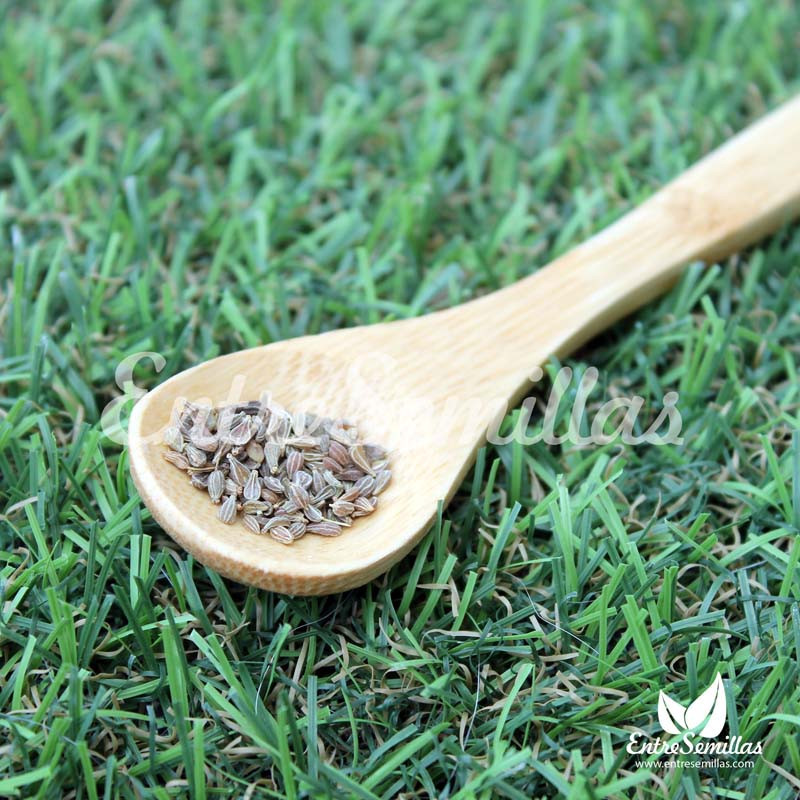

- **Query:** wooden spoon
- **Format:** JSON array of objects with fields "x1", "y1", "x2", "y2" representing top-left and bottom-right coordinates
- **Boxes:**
[{"x1": 130, "y1": 96, "x2": 800, "y2": 595}]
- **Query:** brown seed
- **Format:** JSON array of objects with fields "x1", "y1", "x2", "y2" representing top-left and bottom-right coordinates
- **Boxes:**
[
  {"x1": 184, "y1": 444, "x2": 208, "y2": 467},
  {"x1": 163, "y1": 426, "x2": 184, "y2": 452},
  {"x1": 269, "y1": 526, "x2": 293, "y2": 544},
  {"x1": 339, "y1": 468, "x2": 366, "y2": 482},
  {"x1": 208, "y1": 470, "x2": 225, "y2": 503},
  {"x1": 311, "y1": 469, "x2": 325, "y2": 494},
  {"x1": 286, "y1": 450, "x2": 304, "y2": 478},
  {"x1": 227, "y1": 416, "x2": 252, "y2": 445},
  {"x1": 190, "y1": 433, "x2": 219, "y2": 452},
  {"x1": 263, "y1": 476, "x2": 285, "y2": 494},
  {"x1": 312, "y1": 486, "x2": 337, "y2": 505},
  {"x1": 228, "y1": 454, "x2": 250, "y2": 486},
  {"x1": 373, "y1": 469, "x2": 391, "y2": 495},
  {"x1": 289, "y1": 484, "x2": 310, "y2": 510},
  {"x1": 331, "y1": 500, "x2": 355, "y2": 518},
  {"x1": 353, "y1": 496, "x2": 375, "y2": 515},
  {"x1": 293, "y1": 470, "x2": 312, "y2": 490},
  {"x1": 307, "y1": 522, "x2": 342, "y2": 537},
  {"x1": 353, "y1": 475, "x2": 375, "y2": 496},
  {"x1": 218, "y1": 495, "x2": 237, "y2": 524},
  {"x1": 288, "y1": 521, "x2": 307, "y2": 540},
  {"x1": 190, "y1": 473, "x2": 209, "y2": 490},
  {"x1": 328, "y1": 426, "x2": 353, "y2": 445},
  {"x1": 285, "y1": 435, "x2": 318, "y2": 449},
  {"x1": 224, "y1": 477, "x2": 241, "y2": 496},
  {"x1": 265, "y1": 410, "x2": 285, "y2": 436},
  {"x1": 242, "y1": 514, "x2": 262, "y2": 534},
  {"x1": 364, "y1": 443, "x2": 387, "y2": 460},
  {"x1": 245, "y1": 440, "x2": 264, "y2": 463},
  {"x1": 322, "y1": 470, "x2": 342, "y2": 489},
  {"x1": 243, "y1": 470, "x2": 261, "y2": 501},
  {"x1": 322, "y1": 457, "x2": 343, "y2": 474},
  {"x1": 328, "y1": 440, "x2": 350, "y2": 466},
  {"x1": 265, "y1": 442, "x2": 281, "y2": 474},
  {"x1": 163, "y1": 450, "x2": 190, "y2": 470},
  {"x1": 262, "y1": 515, "x2": 292, "y2": 531},
  {"x1": 304, "y1": 505, "x2": 323, "y2": 523},
  {"x1": 242, "y1": 500, "x2": 271, "y2": 515},
  {"x1": 261, "y1": 487, "x2": 281, "y2": 504},
  {"x1": 349, "y1": 444, "x2": 374, "y2": 474}
]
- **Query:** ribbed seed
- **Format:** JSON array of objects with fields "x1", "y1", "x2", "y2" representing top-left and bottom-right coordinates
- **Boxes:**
[
  {"x1": 243, "y1": 470, "x2": 261, "y2": 501},
  {"x1": 304, "y1": 505, "x2": 323, "y2": 523},
  {"x1": 163, "y1": 450, "x2": 190, "y2": 470},
  {"x1": 218, "y1": 495, "x2": 237, "y2": 524},
  {"x1": 227, "y1": 455, "x2": 250, "y2": 486},
  {"x1": 289, "y1": 484, "x2": 310, "y2": 510},
  {"x1": 163, "y1": 426, "x2": 184, "y2": 452},
  {"x1": 307, "y1": 522, "x2": 341, "y2": 537},
  {"x1": 208, "y1": 470, "x2": 225, "y2": 503},
  {"x1": 269, "y1": 526, "x2": 293, "y2": 544},
  {"x1": 349, "y1": 444, "x2": 373, "y2": 474},
  {"x1": 242, "y1": 514, "x2": 262, "y2": 534}
]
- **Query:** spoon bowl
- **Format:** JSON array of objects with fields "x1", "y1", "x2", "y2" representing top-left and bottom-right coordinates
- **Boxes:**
[
  {"x1": 129, "y1": 321, "x2": 490, "y2": 595},
  {"x1": 130, "y1": 96, "x2": 800, "y2": 594}
]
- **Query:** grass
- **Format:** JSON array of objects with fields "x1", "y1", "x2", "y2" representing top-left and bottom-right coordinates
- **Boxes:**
[{"x1": 1, "y1": 1, "x2": 800, "y2": 797}]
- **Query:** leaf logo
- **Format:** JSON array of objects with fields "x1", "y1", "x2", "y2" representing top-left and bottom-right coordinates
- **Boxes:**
[{"x1": 657, "y1": 673, "x2": 727, "y2": 738}]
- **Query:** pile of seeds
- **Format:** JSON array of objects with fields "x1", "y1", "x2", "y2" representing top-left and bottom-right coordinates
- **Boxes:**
[{"x1": 162, "y1": 397, "x2": 390, "y2": 544}]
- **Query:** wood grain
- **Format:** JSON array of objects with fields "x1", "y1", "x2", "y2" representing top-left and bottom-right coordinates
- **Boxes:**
[{"x1": 129, "y1": 95, "x2": 800, "y2": 595}]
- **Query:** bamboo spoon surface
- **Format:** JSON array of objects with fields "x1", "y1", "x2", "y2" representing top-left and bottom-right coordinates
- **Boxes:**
[{"x1": 130, "y1": 96, "x2": 800, "y2": 595}]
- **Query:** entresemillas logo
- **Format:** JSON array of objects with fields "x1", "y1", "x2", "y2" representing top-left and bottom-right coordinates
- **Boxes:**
[{"x1": 626, "y1": 673, "x2": 763, "y2": 760}]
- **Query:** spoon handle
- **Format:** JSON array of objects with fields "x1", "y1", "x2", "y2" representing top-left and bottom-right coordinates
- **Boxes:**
[{"x1": 440, "y1": 94, "x2": 800, "y2": 401}]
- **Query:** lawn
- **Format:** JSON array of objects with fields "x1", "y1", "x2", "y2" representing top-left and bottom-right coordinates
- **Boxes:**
[{"x1": 2, "y1": 1, "x2": 800, "y2": 798}]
